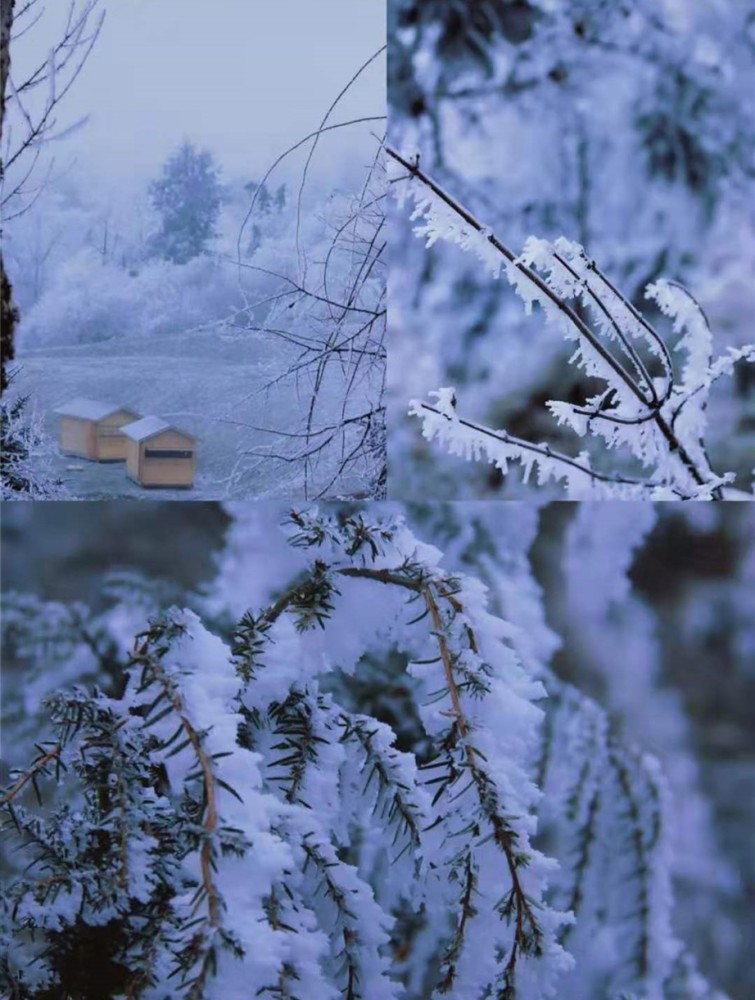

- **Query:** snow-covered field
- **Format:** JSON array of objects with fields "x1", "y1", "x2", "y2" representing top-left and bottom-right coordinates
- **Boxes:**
[{"x1": 17, "y1": 328, "x2": 344, "y2": 500}]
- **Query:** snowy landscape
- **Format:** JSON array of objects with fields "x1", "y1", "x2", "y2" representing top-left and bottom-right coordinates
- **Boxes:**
[
  {"x1": 19, "y1": 310, "x2": 361, "y2": 499},
  {"x1": 1, "y1": 1, "x2": 386, "y2": 500}
]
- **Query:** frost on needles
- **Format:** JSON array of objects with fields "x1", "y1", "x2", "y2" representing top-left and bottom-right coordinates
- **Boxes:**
[
  {"x1": 388, "y1": 149, "x2": 755, "y2": 500},
  {"x1": 0, "y1": 508, "x2": 727, "y2": 1000}
]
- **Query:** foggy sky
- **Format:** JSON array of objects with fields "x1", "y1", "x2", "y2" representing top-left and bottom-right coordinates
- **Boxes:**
[{"x1": 9, "y1": 0, "x2": 386, "y2": 185}]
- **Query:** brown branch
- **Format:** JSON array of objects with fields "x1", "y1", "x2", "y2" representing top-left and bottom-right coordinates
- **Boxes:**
[
  {"x1": 423, "y1": 584, "x2": 469, "y2": 740},
  {"x1": 0, "y1": 745, "x2": 61, "y2": 805},
  {"x1": 108, "y1": 739, "x2": 130, "y2": 891},
  {"x1": 438, "y1": 851, "x2": 477, "y2": 992},
  {"x1": 145, "y1": 659, "x2": 219, "y2": 928},
  {"x1": 423, "y1": 581, "x2": 540, "y2": 987},
  {"x1": 249, "y1": 556, "x2": 542, "y2": 992},
  {"x1": 187, "y1": 726, "x2": 220, "y2": 923},
  {"x1": 130, "y1": 642, "x2": 220, "y2": 996}
]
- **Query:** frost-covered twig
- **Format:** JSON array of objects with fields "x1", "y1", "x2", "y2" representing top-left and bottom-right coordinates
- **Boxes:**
[
  {"x1": 410, "y1": 396, "x2": 683, "y2": 499},
  {"x1": 388, "y1": 147, "x2": 755, "y2": 500},
  {"x1": 221, "y1": 56, "x2": 387, "y2": 501},
  {"x1": 2, "y1": 1, "x2": 105, "y2": 210}
]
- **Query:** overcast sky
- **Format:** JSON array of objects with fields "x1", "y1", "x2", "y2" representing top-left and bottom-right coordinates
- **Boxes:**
[{"x1": 10, "y1": 0, "x2": 385, "y2": 186}]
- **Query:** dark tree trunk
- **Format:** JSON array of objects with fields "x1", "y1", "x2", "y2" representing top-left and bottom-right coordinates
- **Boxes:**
[
  {"x1": 1, "y1": 0, "x2": 17, "y2": 393},
  {"x1": 0, "y1": 0, "x2": 12, "y2": 135},
  {"x1": 0, "y1": 259, "x2": 18, "y2": 392}
]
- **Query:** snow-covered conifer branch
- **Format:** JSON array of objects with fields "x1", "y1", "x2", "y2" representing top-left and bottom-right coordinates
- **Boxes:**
[
  {"x1": 0, "y1": 508, "x2": 735, "y2": 999},
  {"x1": 388, "y1": 147, "x2": 755, "y2": 500},
  {"x1": 535, "y1": 671, "x2": 725, "y2": 1000},
  {"x1": 0, "y1": 743, "x2": 63, "y2": 807}
]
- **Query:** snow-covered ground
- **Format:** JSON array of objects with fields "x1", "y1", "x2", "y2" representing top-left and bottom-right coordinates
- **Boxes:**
[{"x1": 17, "y1": 327, "x2": 355, "y2": 500}]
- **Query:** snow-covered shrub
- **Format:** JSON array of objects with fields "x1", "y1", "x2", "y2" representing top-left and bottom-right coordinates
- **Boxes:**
[
  {"x1": 0, "y1": 507, "x2": 727, "y2": 999},
  {"x1": 18, "y1": 250, "x2": 245, "y2": 349},
  {"x1": 391, "y1": 151, "x2": 755, "y2": 500},
  {"x1": 1, "y1": 571, "x2": 185, "y2": 769},
  {"x1": 650, "y1": 507, "x2": 755, "y2": 995},
  {"x1": 395, "y1": 500, "x2": 738, "y2": 996},
  {"x1": 557, "y1": 505, "x2": 737, "y2": 978},
  {"x1": 0, "y1": 395, "x2": 66, "y2": 500}
]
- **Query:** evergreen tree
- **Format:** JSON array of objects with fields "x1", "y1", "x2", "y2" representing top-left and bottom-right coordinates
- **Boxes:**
[{"x1": 148, "y1": 142, "x2": 222, "y2": 264}]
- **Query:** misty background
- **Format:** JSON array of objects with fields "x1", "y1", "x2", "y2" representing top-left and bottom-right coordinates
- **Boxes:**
[{"x1": 8, "y1": 0, "x2": 384, "y2": 187}]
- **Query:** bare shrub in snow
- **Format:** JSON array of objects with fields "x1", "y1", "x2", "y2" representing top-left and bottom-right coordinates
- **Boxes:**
[
  {"x1": 19, "y1": 250, "x2": 246, "y2": 349},
  {"x1": 1, "y1": 0, "x2": 103, "y2": 498},
  {"x1": 224, "y1": 49, "x2": 387, "y2": 500},
  {"x1": 0, "y1": 393, "x2": 65, "y2": 499}
]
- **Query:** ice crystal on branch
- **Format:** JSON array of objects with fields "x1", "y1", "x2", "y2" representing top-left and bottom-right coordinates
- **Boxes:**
[
  {"x1": 0, "y1": 508, "x2": 732, "y2": 999},
  {"x1": 389, "y1": 149, "x2": 755, "y2": 500}
]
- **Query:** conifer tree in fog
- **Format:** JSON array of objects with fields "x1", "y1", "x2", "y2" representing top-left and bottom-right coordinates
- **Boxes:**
[{"x1": 148, "y1": 141, "x2": 222, "y2": 264}]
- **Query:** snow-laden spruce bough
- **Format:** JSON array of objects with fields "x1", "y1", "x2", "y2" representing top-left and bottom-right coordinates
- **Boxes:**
[
  {"x1": 387, "y1": 149, "x2": 755, "y2": 500},
  {"x1": 0, "y1": 509, "x2": 725, "y2": 999}
]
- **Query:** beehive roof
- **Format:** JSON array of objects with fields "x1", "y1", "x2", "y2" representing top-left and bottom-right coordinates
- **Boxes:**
[
  {"x1": 121, "y1": 415, "x2": 194, "y2": 443},
  {"x1": 53, "y1": 398, "x2": 136, "y2": 421}
]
